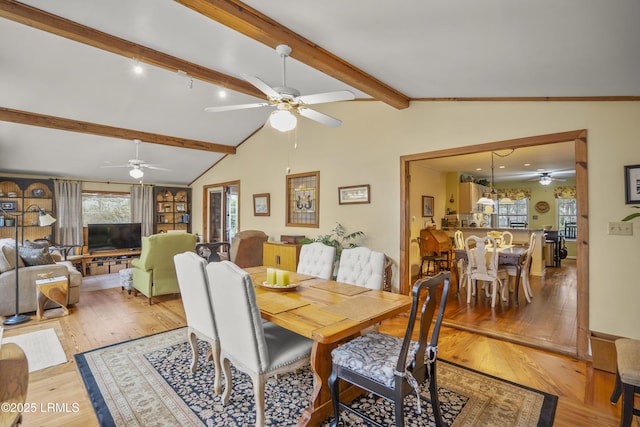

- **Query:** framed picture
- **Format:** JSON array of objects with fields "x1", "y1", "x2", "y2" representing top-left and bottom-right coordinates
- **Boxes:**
[
  {"x1": 338, "y1": 184, "x2": 370, "y2": 205},
  {"x1": 624, "y1": 164, "x2": 640, "y2": 204},
  {"x1": 286, "y1": 171, "x2": 319, "y2": 227},
  {"x1": 253, "y1": 193, "x2": 270, "y2": 216},
  {"x1": 422, "y1": 195, "x2": 434, "y2": 217},
  {"x1": 0, "y1": 201, "x2": 16, "y2": 211},
  {"x1": 175, "y1": 202, "x2": 186, "y2": 212}
]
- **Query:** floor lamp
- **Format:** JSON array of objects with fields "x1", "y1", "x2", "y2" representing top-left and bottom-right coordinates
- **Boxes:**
[{"x1": 0, "y1": 205, "x2": 56, "y2": 326}]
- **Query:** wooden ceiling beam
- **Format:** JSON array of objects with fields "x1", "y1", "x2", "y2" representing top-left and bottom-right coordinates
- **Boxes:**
[
  {"x1": 0, "y1": 0, "x2": 263, "y2": 99},
  {"x1": 175, "y1": 0, "x2": 411, "y2": 110},
  {"x1": 0, "y1": 107, "x2": 236, "y2": 154}
]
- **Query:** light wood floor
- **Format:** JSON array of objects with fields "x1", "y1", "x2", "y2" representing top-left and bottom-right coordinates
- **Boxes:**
[
  {"x1": 1, "y1": 280, "x2": 627, "y2": 427},
  {"x1": 442, "y1": 259, "x2": 578, "y2": 355}
]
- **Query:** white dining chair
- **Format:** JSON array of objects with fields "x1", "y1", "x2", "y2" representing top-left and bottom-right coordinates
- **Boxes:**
[
  {"x1": 296, "y1": 242, "x2": 336, "y2": 279},
  {"x1": 500, "y1": 231, "x2": 514, "y2": 247},
  {"x1": 336, "y1": 247, "x2": 385, "y2": 290},
  {"x1": 454, "y1": 230, "x2": 467, "y2": 293},
  {"x1": 504, "y1": 232, "x2": 535, "y2": 303},
  {"x1": 464, "y1": 235, "x2": 509, "y2": 307}
]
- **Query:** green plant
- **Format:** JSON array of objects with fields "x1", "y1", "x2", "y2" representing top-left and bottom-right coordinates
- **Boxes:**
[
  {"x1": 622, "y1": 206, "x2": 640, "y2": 221},
  {"x1": 300, "y1": 223, "x2": 365, "y2": 262}
]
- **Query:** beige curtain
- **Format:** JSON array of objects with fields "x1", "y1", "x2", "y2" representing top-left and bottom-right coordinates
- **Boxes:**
[
  {"x1": 131, "y1": 184, "x2": 154, "y2": 236},
  {"x1": 54, "y1": 180, "x2": 83, "y2": 246},
  {"x1": 496, "y1": 188, "x2": 532, "y2": 200},
  {"x1": 554, "y1": 186, "x2": 577, "y2": 198}
]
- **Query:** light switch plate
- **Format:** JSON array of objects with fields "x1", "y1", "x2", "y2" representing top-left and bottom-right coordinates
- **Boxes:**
[{"x1": 608, "y1": 222, "x2": 633, "y2": 236}]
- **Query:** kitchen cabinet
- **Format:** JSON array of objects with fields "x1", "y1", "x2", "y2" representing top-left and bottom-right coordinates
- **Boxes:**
[
  {"x1": 153, "y1": 187, "x2": 191, "y2": 234},
  {"x1": 458, "y1": 182, "x2": 491, "y2": 213},
  {"x1": 0, "y1": 177, "x2": 55, "y2": 242},
  {"x1": 262, "y1": 242, "x2": 301, "y2": 271}
]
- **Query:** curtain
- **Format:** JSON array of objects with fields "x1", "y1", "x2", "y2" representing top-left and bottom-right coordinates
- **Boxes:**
[
  {"x1": 131, "y1": 184, "x2": 154, "y2": 236},
  {"x1": 54, "y1": 180, "x2": 83, "y2": 246},
  {"x1": 495, "y1": 188, "x2": 532, "y2": 200},
  {"x1": 554, "y1": 186, "x2": 577, "y2": 198}
]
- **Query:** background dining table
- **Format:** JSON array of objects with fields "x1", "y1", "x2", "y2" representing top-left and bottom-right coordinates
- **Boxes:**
[{"x1": 244, "y1": 266, "x2": 413, "y2": 426}]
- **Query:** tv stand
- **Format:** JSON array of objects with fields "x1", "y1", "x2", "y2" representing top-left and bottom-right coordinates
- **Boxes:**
[{"x1": 81, "y1": 249, "x2": 141, "y2": 276}]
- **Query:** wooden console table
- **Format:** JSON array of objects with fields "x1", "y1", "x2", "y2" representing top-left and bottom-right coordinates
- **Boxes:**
[
  {"x1": 81, "y1": 249, "x2": 141, "y2": 276},
  {"x1": 36, "y1": 276, "x2": 69, "y2": 320}
]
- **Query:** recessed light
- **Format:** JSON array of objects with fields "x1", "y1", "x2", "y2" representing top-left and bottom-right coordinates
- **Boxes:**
[
  {"x1": 218, "y1": 90, "x2": 227, "y2": 98},
  {"x1": 476, "y1": 167, "x2": 482, "y2": 171},
  {"x1": 524, "y1": 163, "x2": 531, "y2": 167}
]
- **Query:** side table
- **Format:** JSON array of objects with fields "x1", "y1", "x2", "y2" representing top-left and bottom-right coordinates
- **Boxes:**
[{"x1": 35, "y1": 276, "x2": 69, "y2": 320}]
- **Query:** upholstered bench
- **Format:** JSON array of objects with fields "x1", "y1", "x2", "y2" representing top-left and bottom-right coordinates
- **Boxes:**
[
  {"x1": 119, "y1": 268, "x2": 134, "y2": 293},
  {"x1": 610, "y1": 338, "x2": 640, "y2": 427}
]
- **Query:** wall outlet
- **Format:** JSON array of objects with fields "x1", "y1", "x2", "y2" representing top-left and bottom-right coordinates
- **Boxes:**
[{"x1": 608, "y1": 221, "x2": 633, "y2": 236}]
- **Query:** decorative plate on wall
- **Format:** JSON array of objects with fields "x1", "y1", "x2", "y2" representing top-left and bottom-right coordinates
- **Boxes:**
[{"x1": 535, "y1": 200, "x2": 550, "y2": 213}]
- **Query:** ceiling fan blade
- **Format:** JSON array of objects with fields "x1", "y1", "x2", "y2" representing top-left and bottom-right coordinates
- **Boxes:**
[
  {"x1": 205, "y1": 102, "x2": 271, "y2": 113},
  {"x1": 298, "y1": 107, "x2": 342, "y2": 128},
  {"x1": 100, "y1": 164, "x2": 130, "y2": 168},
  {"x1": 144, "y1": 165, "x2": 171, "y2": 171},
  {"x1": 297, "y1": 90, "x2": 355, "y2": 105},
  {"x1": 241, "y1": 74, "x2": 281, "y2": 99}
]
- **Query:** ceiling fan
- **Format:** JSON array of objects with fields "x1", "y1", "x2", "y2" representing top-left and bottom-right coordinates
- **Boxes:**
[
  {"x1": 530, "y1": 172, "x2": 567, "y2": 186},
  {"x1": 101, "y1": 139, "x2": 170, "y2": 179},
  {"x1": 204, "y1": 44, "x2": 355, "y2": 131}
]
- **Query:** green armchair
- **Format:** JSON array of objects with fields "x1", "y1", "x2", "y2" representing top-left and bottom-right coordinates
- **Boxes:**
[{"x1": 131, "y1": 232, "x2": 197, "y2": 304}]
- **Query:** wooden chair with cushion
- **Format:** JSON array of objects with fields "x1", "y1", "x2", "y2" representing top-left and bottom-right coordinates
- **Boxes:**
[
  {"x1": 205, "y1": 261, "x2": 313, "y2": 427},
  {"x1": 173, "y1": 252, "x2": 222, "y2": 395},
  {"x1": 131, "y1": 232, "x2": 198, "y2": 304},
  {"x1": 328, "y1": 271, "x2": 450, "y2": 427},
  {"x1": 0, "y1": 339, "x2": 29, "y2": 427},
  {"x1": 336, "y1": 246, "x2": 385, "y2": 290},
  {"x1": 218, "y1": 230, "x2": 268, "y2": 268},
  {"x1": 610, "y1": 338, "x2": 640, "y2": 427},
  {"x1": 296, "y1": 242, "x2": 336, "y2": 279}
]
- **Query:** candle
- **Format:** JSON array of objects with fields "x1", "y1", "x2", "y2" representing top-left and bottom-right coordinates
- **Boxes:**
[
  {"x1": 276, "y1": 269, "x2": 290, "y2": 286},
  {"x1": 266, "y1": 268, "x2": 276, "y2": 285}
]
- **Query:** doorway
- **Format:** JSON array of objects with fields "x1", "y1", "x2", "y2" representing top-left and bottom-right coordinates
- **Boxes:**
[
  {"x1": 203, "y1": 181, "x2": 239, "y2": 243},
  {"x1": 399, "y1": 130, "x2": 590, "y2": 359}
]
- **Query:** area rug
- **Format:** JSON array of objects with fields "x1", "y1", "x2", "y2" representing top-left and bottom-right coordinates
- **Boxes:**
[
  {"x1": 2, "y1": 327, "x2": 67, "y2": 372},
  {"x1": 81, "y1": 273, "x2": 122, "y2": 292},
  {"x1": 75, "y1": 328, "x2": 557, "y2": 426}
]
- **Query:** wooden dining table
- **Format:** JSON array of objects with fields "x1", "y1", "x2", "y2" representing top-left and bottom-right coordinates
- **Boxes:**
[
  {"x1": 454, "y1": 246, "x2": 528, "y2": 306},
  {"x1": 244, "y1": 266, "x2": 413, "y2": 426}
]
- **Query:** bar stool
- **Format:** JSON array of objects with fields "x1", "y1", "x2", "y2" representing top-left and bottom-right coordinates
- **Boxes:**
[{"x1": 610, "y1": 338, "x2": 640, "y2": 427}]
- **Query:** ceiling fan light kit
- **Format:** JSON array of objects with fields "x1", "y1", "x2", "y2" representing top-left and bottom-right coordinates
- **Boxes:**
[
  {"x1": 539, "y1": 175, "x2": 553, "y2": 185},
  {"x1": 129, "y1": 167, "x2": 144, "y2": 179},
  {"x1": 270, "y1": 108, "x2": 297, "y2": 132}
]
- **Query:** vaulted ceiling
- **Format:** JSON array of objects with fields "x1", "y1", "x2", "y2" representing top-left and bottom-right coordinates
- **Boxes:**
[{"x1": 1, "y1": 0, "x2": 638, "y2": 185}]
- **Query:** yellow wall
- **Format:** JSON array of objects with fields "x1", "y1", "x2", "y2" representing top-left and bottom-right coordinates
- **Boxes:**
[{"x1": 191, "y1": 100, "x2": 640, "y2": 339}]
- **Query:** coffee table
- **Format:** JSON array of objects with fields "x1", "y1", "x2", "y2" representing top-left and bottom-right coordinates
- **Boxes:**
[{"x1": 35, "y1": 275, "x2": 69, "y2": 320}]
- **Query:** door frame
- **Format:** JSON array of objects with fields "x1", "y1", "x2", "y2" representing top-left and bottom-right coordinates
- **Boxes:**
[
  {"x1": 399, "y1": 130, "x2": 589, "y2": 360},
  {"x1": 202, "y1": 180, "x2": 240, "y2": 243}
]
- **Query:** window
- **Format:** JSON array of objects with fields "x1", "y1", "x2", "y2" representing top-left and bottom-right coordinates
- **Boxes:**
[
  {"x1": 557, "y1": 198, "x2": 577, "y2": 240},
  {"x1": 496, "y1": 198, "x2": 528, "y2": 228},
  {"x1": 82, "y1": 192, "x2": 131, "y2": 225}
]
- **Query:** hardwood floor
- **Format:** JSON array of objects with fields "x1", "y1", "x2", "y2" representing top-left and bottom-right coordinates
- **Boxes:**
[
  {"x1": 1, "y1": 278, "x2": 625, "y2": 427},
  {"x1": 443, "y1": 258, "x2": 578, "y2": 355}
]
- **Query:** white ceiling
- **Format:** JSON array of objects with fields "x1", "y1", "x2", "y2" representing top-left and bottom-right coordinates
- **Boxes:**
[{"x1": 1, "y1": 0, "x2": 638, "y2": 185}]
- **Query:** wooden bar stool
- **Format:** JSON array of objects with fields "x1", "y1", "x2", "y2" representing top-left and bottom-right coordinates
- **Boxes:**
[{"x1": 610, "y1": 338, "x2": 640, "y2": 427}]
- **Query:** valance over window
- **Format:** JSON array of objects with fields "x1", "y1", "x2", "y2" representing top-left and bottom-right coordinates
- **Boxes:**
[
  {"x1": 495, "y1": 188, "x2": 531, "y2": 200},
  {"x1": 554, "y1": 186, "x2": 577, "y2": 198}
]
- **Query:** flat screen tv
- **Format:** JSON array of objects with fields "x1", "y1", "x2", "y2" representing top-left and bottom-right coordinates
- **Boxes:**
[{"x1": 87, "y1": 223, "x2": 142, "y2": 252}]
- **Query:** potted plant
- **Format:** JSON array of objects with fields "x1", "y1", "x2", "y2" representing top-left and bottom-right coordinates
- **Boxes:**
[
  {"x1": 300, "y1": 223, "x2": 365, "y2": 264},
  {"x1": 622, "y1": 206, "x2": 640, "y2": 221}
]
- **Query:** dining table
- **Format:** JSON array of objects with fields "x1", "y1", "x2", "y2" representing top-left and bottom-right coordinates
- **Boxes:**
[
  {"x1": 244, "y1": 266, "x2": 413, "y2": 426},
  {"x1": 454, "y1": 245, "x2": 528, "y2": 306}
]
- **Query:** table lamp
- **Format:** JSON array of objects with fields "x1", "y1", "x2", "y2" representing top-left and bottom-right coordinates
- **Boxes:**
[{"x1": 0, "y1": 205, "x2": 56, "y2": 326}]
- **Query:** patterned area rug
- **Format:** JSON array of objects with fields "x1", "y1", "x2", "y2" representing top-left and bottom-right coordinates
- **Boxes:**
[{"x1": 75, "y1": 328, "x2": 557, "y2": 426}]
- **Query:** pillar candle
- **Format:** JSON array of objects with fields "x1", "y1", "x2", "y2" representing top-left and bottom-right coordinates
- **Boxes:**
[
  {"x1": 276, "y1": 269, "x2": 290, "y2": 286},
  {"x1": 266, "y1": 268, "x2": 276, "y2": 285}
]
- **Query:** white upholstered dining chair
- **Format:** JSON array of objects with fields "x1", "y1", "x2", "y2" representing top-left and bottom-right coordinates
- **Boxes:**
[
  {"x1": 205, "y1": 261, "x2": 313, "y2": 427},
  {"x1": 296, "y1": 242, "x2": 336, "y2": 279},
  {"x1": 464, "y1": 235, "x2": 509, "y2": 307},
  {"x1": 173, "y1": 251, "x2": 222, "y2": 395},
  {"x1": 336, "y1": 247, "x2": 385, "y2": 290}
]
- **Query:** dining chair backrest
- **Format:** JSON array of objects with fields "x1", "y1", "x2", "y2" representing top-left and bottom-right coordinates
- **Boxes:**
[
  {"x1": 336, "y1": 246, "x2": 385, "y2": 290},
  {"x1": 524, "y1": 232, "x2": 536, "y2": 269},
  {"x1": 454, "y1": 230, "x2": 465, "y2": 250},
  {"x1": 465, "y1": 235, "x2": 499, "y2": 278},
  {"x1": 296, "y1": 242, "x2": 336, "y2": 279},
  {"x1": 500, "y1": 231, "x2": 514, "y2": 247}
]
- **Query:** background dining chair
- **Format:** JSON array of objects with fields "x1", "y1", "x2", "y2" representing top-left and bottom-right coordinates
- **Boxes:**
[
  {"x1": 328, "y1": 271, "x2": 451, "y2": 427},
  {"x1": 296, "y1": 242, "x2": 336, "y2": 279},
  {"x1": 504, "y1": 232, "x2": 536, "y2": 303},
  {"x1": 500, "y1": 231, "x2": 514, "y2": 247},
  {"x1": 453, "y1": 230, "x2": 467, "y2": 293},
  {"x1": 174, "y1": 252, "x2": 222, "y2": 395},
  {"x1": 417, "y1": 236, "x2": 449, "y2": 278},
  {"x1": 195, "y1": 242, "x2": 231, "y2": 263},
  {"x1": 205, "y1": 261, "x2": 313, "y2": 427},
  {"x1": 336, "y1": 247, "x2": 385, "y2": 290},
  {"x1": 464, "y1": 235, "x2": 508, "y2": 307},
  {"x1": 218, "y1": 230, "x2": 268, "y2": 268},
  {"x1": 610, "y1": 338, "x2": 640, "y2": 427}
]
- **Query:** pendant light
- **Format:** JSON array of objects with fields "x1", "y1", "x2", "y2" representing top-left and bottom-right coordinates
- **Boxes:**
[{"x1": 478, "y1": 150, "x2": 515, "y2": 207}]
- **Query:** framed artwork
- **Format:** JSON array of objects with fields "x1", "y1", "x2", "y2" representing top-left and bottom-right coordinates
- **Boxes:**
[
  {"x1": 338, "y1": 184, "x2": 370, "y2": 205},
  {"x1": 253, "y1": 193, "x2": 270, "y2": 216},
  {"x1": 624, "y1": 164, "x2": 640, "y2": 204},
  {"x1": 422, "y1": 195, "x2": 434, "y2": 217},
  {"x1": 175, "y1": 202, "x2": 186, "y2": 212},
  {"x1": 286, "y1": 171, "x2": 319, "y2": 227}
]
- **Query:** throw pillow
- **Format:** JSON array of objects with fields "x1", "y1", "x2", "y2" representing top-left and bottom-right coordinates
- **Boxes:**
[
  {"x1": 18, "y1": 246, "x2": 56, "y2": 267},
  {"x1": 24, "y1": 240, "x2": 51, "y2": 250},
  {"x1": 1, "y1": 243, "x2": 26, "y2": 272}
]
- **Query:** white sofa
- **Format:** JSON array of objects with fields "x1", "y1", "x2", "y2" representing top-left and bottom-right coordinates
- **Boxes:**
[{"x1": 0, "y1": 239, "x2": 82, "y2": 317}]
